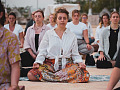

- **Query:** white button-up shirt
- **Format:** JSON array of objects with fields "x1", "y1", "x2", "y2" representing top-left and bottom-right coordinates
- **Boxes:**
[
  {"x1": 95, "y1": 25, "x2": 108, "y2": 44},
  {"x1": 24, "y1": 24, "x2": 50, "y2": 55},
  {"x1": 35, "y1": 28, "x2": 83, "y2": 71}
]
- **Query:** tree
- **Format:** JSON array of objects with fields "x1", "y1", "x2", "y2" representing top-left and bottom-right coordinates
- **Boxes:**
[
  {"x1": 92, "y1": 0, "x2": 120, "y2": 13},
  {"x1": 54, "y1": 0, "x2": 120, "y2": 14}
]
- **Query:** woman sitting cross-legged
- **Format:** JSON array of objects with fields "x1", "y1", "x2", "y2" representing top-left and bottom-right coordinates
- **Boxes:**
[{"x1": 27, "y1": 8, "x2": 90, "y2": 83}]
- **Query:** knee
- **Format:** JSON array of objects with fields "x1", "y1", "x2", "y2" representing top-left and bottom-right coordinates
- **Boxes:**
[
  {"x1": 90, "y1": 46, "x2": 94, "y2": 53},
  {"x1": 27, "y1": 72, "x2": 38, "y2": 81}
]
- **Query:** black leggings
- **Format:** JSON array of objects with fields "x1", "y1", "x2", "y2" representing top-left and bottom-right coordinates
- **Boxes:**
[
  {"x1": 20, "y1": 51, "x2": 35, "y2": 67},
  {"x1": 96, "y1": 58, "x2": 112, "y2": 68}
]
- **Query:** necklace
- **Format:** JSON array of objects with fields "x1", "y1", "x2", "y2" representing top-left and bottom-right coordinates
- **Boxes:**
[
  {"x1": 35, "y1": 23, "x2": 43, "y2": 31},
  {"x1": 35, "y1": 26, "x2": 41, "y2": 30}
]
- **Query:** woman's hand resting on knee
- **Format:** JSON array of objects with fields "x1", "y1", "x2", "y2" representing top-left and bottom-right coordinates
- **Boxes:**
[
  {"x1": 98, "y1": 51, "x2": 105, "y2": 61},
  {"x1": 33, "y1": 63, "x2": 40, "y2": 69},
  {"x1": 78, "y1": 62, "x2": 86, "y2": 69}
]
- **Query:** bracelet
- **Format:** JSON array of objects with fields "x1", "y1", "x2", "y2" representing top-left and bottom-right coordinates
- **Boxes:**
[{"x1": 86, "y1": 43, "x2": 89, "y2": 44}]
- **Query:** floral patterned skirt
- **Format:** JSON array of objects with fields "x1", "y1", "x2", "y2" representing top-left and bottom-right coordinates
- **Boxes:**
[{"x1": 29, "y1": 59, "x2": 90, "y2": 83}]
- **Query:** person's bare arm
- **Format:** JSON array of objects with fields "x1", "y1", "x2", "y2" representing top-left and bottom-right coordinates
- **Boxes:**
[
  {"x1": 83, "y1": 29, "x2": 89, "y2": 44},
  {"x1": 8, "y1": 61, "x2": 20, "y2": 90},
  {"x1": 107, "y1": 67, "x2": 120, "y2": 90},
  {"x1": 83, "y1": 29, "x2": 92, "y2": 50}
]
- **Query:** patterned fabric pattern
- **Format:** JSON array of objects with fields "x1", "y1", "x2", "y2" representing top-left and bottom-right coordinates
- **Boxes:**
[
  {"x1": 30, "y1": 59, "x2": 90, "y2": 83},
  {"x1": 0, "y1": 83, "x2": 10, "y2": 90},
  {"x1": 0, "y1": 27, "x2": 21, "y2": 89}
]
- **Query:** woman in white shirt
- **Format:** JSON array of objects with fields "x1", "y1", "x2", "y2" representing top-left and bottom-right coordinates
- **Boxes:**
[
  {"x1": 66, "y1": 10, "x2": 94, "y2": 55},
  {"x1": 93, "y1": 13, "x2": 110, "y2": 53},
  {"x1": 95, "y1": 13, "x2": 110, "y2": 44},
  {"x1": 47, "y1": 14, "x2": 57, "y2": 29},
  {"x1": 27, "y1": 8, "x2": 90, "y2": 83},
  {"x1": 81, "y1": 13, "x2": 95, "y2": 44},
  {"x1": 4, "y1": 12, "x2": 24, "y2": 48}
]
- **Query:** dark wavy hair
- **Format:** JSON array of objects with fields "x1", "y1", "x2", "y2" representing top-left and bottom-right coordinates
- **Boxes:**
[
  {"x1": 0, "y1": 1, "x2": 5, "y2": 26},
  {"x1": 100, "y1": 13, "x2": 110, "y2": 28}
]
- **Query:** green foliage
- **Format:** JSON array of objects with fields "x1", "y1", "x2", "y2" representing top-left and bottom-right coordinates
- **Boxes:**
[{"x1": 54, "y1": 0, "x2": 120, "y2": 14}]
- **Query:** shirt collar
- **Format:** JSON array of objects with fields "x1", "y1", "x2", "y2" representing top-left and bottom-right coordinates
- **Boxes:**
[
  {"x1": 52, "y1": 28, "x2": 69, "y2": 37},
  {"x1": 32, "y1": 23, "x2": 46, "y2": 31}
]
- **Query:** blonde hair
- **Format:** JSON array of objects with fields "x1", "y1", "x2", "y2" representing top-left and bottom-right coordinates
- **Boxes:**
[
  {"x1": 72, "y1": 9, "x2": 80, "y2": 17},
  {"x1": 49, "y1": 13, "x2": 56, "y2": 23}
]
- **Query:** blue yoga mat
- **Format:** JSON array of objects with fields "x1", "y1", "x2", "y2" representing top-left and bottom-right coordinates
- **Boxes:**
[{"x1": 19, "y1": 75, "x2": 110, "y2": 81}]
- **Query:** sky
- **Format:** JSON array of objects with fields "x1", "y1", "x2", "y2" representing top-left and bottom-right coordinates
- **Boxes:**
[{"x1": 2, "y1": 0, "x2": 56, "y2": 11}]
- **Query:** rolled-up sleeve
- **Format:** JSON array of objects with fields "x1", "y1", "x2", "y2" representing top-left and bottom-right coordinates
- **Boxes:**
[
  {"x1": 71, "y1": 36, "x2": 83, "y2": 63},
  {"x1": 18, "y1": 25, "x2": 24, "y2": 33},
  {"x1": 24, "y1": 28, "x2": 31, "y2": 50},
  {"x1": 35, "y1": 31, "x2": 49, "y2": 64},
  {"x1": 98, "y1": 30, "x2": 104, "y2": 52}
]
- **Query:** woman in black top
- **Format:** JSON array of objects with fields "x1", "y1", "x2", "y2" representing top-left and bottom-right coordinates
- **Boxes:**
[{"x1": 97, "y1": 11, "x2": 120, "y2": 68}]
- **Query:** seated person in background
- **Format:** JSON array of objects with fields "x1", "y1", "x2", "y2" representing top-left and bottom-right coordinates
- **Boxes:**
[
  {"x1": 24, "y1": 11, "x2": 35, "y2": 36},
  {"x1": 97, "y1": 11, "x2": 120, "y2": 68},
  {"x1": 107, "y1": 48, "x2": 120, "y2": 90},
  {"x1": 47, "y1": 13, "x2": 57, "y2": 29},
  {"x1": 27, "y1": 8, "x2": 90, "y2": 83},
  {"x1": 81, "y1": 13, "x2": 95, "y2": 44},
  {"x1": 0, "y1": 2, "x2": 21, "y2": 89},
  {"x1": 66, "y1": 9, "x2": 94, "y2": 55},
  {"x1": 95, "y1": 13, "x2": 110, "y2": 45},
  {"x1": 4, "y1": 12, "x2": 24, "y2": 48},
  {"x1": 93, "y1": 13, "x2": 110, "y2": 53},
  {"x1": 21, "y1": 10, "x2": 50, "y2": 67}
]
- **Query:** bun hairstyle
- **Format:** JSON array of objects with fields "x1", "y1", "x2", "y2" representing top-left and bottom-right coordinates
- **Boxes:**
[
  {"x1": 0, "y1": 1, "x2": 5, "y2": 26},
  {"x1": 54, "y1": 8, "x2": 69, "y2": 22}
]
